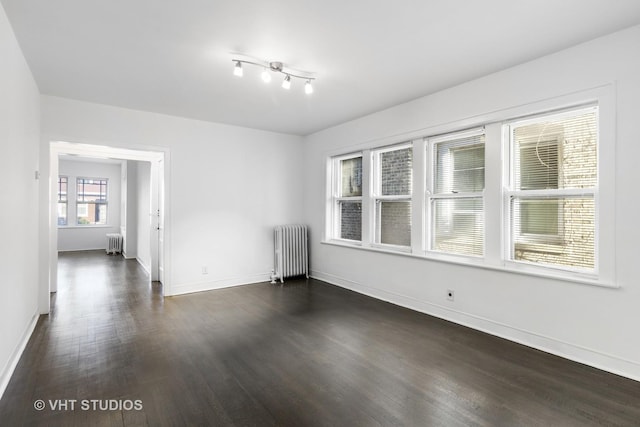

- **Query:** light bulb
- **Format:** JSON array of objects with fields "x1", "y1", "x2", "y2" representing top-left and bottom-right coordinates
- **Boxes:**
[
  {"x1": 233, "y1": 61, "x2": 243, "y2": 77},
  {"x1": 282, "y1": 75, "x2": 291, "y2": 90},
  {"x1": 261, "y1": 68, "x2": 271, "y2": 83},
  {"x1": 305, "y1": 80, "x2": 313, "y2": 94}
]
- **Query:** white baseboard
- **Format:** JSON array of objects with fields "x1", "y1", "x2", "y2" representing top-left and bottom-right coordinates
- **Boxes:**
[
  {"x1": 136, "y1": 257, "x2": 150, "y2": 274},
  {"x1": 0, "y1": 311, "x2": 40, "y2": 400},
  {"x1": 168, "y1": 273, "x2": 271, "y2": 296},
  {"x1": 57, "y1": 247, "x2": 106, "y2": 252},
  {"x1": 311, "y1": 269, "x2": 640, "y2": 383}
]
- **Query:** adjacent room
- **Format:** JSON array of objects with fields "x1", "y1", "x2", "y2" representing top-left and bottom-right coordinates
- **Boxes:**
[{"x1": 1, "y1": 1, "x2": 640, "y2": 425}]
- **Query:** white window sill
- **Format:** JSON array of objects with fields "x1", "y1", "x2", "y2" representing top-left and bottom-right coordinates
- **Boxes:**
[{"x1": 321, "y1": 239, "x2": 617, "y2": 289}]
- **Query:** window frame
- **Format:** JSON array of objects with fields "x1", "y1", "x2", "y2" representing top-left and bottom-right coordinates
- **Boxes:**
[
  {"x1": 57, "y1": 176, "x2": 68, "y2": 227},
  {"x1": 426, "y1": 128, "x2": 486, "y2": 258},
  {"x1": 512, "y1": 129, "x2": 564, "y2": 245},
  {"x1": 371, "y1": 142, "x2": 413, "y2": 250},
  {"x1": 503, "y1": 105, "x2": 599, "y2": 275},
  {"x1": 323, "y1": 86, "x2": 615, "y2": 288},
  {"x1": 76, "y1": 177, "x2": 109, "y2": 226},
  {"x1": 331, "y1": 153, "x2": 363, "y2": 243}
]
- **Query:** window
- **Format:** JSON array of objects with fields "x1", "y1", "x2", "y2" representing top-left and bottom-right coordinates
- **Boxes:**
[
  {"x1": 373, "y1": 144, "x2": 412, "y2": 247},
  {"x1": 429, "y1": 130, "x2": 485, "y2": 256},
  {"x1": 76, "y1": 178, "x2": 108, "y2": 225},
  {"x1": 57, "y1": 176, "x2": 68, "y2": 226},
  {"x1": 325, "y1": 89, "x2": 612, "y2": 286},
  {"x1": 333, "y1": 155, "x2": 363, "y2": 241},
  {"x1": 505, "y1": 106, "x2": 597, "y2": 271}
]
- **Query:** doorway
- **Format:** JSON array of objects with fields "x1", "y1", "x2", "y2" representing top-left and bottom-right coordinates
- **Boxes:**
[{"x1": 46, "y1": 141, "x2": 170, "y2": 313}]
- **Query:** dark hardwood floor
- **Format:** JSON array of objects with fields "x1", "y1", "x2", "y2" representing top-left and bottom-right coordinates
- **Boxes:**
[{"x1": 1, "y1": 250, "x2": 639, "y2": 426}]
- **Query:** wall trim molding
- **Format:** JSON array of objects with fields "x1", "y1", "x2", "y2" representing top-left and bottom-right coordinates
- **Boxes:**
[
  {"x1": 0, "y1": 311, "x2": 40, "y2": 400},
  {"x1": 311, "y1": 269, "x2": 640, "y2": 382},
  {"x1": 168, "y1": 273, "x2": 271, "y2": 296},
  {"x1": 136, "y1": 257, "x2": 150, "y2": 274},
  {"x1": 58, "y1": 247, "x2": 107, "y2": 252}
]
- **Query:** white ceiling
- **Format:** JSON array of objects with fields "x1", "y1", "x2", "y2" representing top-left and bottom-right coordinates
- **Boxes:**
[{"x1": 3, "y1": 0, "x2": 640, "y2": 135}]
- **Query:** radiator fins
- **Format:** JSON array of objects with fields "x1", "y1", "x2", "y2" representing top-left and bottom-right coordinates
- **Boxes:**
[{"x1": 272, "y1": 225, "x2": 308, "y2": 283}]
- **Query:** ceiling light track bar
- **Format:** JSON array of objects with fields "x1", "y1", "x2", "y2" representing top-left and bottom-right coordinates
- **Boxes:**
[
  {"x1": 232, "y1": 58, "x2": 316, "y2": 94},
  {"x1": 232, "y1": 59, "x2": 316, "y2": 81}
]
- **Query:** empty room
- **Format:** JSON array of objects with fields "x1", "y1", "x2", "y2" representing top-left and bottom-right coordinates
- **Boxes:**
[{"x1": 1, "y1": 0, "x2": 640, "y2": 425}]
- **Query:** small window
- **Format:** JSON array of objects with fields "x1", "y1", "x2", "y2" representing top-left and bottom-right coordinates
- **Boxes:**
[
  {"x1": 429, "y1": 130, "x2": 485, "y2": 257},
  {"x1": 76, "y1": 178, "x2": 108, "y2": 225},
  {"x1": 373, "y1": 144, "x2": 412, "y2": 247},
  {"x1": 333, "y1": 155, "x2": 363, "y2": 241},
  {"x1": 57, "y1": 176, "x2": 68, "y2": 226},
  {"x1": 506, "y1": 106, "x2": 597, "y2": 271}
]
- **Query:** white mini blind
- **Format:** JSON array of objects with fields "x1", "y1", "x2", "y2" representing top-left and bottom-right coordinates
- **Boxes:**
[{"x1": 430, "y1": 130, "x2": 485, "y2": 257}]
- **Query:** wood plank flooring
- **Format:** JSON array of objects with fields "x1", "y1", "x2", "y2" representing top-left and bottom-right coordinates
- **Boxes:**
[{"x1": 1, "y1": 250, "x2": 639, "y2": 426}]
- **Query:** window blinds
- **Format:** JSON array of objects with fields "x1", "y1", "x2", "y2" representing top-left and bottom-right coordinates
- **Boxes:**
[{"x1": 431, "y1": 132, "x2": 485, "y2": 257}]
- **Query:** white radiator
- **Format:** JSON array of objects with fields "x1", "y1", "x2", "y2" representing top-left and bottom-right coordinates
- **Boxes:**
[
  {"x1": 106, "y1": 233, "x2": 123, "y2": 255},
  {"x1": 271, "y1": 225, "x2": 309, "y2": 283}
]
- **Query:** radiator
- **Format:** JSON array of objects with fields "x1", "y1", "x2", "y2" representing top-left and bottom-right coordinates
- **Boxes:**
[
  {"x1": 271, "y1": 225, "x2": 309, "y2": 283},
  {"x1": 106, "y1": 233, "x2": 123, "y2": 255}
]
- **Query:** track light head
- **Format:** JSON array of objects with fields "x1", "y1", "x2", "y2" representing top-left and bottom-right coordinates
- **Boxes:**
[
  {"x1": 282, "y1": 75, "x2": 291, "y2": 90},
  {"x1": 261, "y1": 68, "x2": 271, "y2": 83},
  {"x1": 305, "y1": 80, "x2": 313, "y2": 95},
  {"x1": 233, "y1": 61, "x2": 243, "y2": 77}
]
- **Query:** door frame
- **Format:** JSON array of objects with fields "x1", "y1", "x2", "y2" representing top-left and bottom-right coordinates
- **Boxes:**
[{"x1": 44, "y1": 141, "x2": 172, "y2": 314}]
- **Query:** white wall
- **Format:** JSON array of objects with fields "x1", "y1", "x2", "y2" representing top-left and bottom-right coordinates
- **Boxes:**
[
  {"x1": 40, "y1": 96, "x2": 305, "y2": 297},
  {"x1": 136, "y1": 161, "x2": 151, "y2": 272},
  {"x1": 57, "y1": 158, "x2": 122, "y2": 251},
  {"x1": 0, "y1": 3, "x2": 41, "y2": 397},
  {"x1": 121, "y1": 160, "x2": 138, "y2": 258},
  {"x1": 303, "y1": 25, "x2": 640, "y2": 380}
]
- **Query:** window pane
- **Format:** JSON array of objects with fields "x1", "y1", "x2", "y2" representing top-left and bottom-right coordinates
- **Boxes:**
[
  {"x1": 339, "y1": 201, "x2": 362, "y2": 241},
  {"x1": 519, "y1": 199, "x2": 559, "y2": 236},
  {"x1": 57, "y1": 202, "x2": 67, "y2": 226},
  {"x1": 433, "y1": 198, "x2": 483, "y2": 256},
  {"x1": 381, "y1": 148, "x2": 412, "y2": 196},
  {"x1": 378, "y1": 201, "x2": 411, "y2": 246},
  {"x1": 77, "y1": 203, "x2": 89, "y2": 224},
  {"x1": 435, "y1": 135, "x2": 485, "y2": 194},
  {"x1": 77, "y1": 178, "x2": 108, "y2": 202},
  {"x1": 340, "y1": 157, "x2": 362, "y2": 197},
  {"x1": 58, "y1": 176, "x2": 68, "y2": 202},
  {"x1": 513, "y1": 110, "x2": 597, "y2": 190},
  {"x1": 77, "y1": 203, "x2": 107, "y2": 225},
  {"x1": 97, "y1": 204, "x2": 107, "y2": 225},
  {"x1": 518, "y1": 141, "x2": 558, "y2": 190},
  {"x1": 512, "y1": 196, "x2": 594, "y2": 269}
]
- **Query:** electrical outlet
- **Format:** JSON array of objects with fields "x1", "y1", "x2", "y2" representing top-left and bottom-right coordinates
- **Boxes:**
[
  {"x1": 202, "y1": 266, "x2": 208, "y2": 275},
  {"x1": 446, "y1": 290, "x2": 454, "y2": 301}
]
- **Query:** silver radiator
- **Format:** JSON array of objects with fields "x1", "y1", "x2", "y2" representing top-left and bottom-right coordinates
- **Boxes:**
[
  {"x1": 271, "y1": 225, "x2": 309, "y2": 283},
  {"x1": 106, "y1": 233, "x2": 123, "y2": 255}
]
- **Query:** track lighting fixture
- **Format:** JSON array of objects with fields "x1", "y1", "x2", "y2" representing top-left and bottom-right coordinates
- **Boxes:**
[{"x1": 232, "y1": 57, "x2": 316, "y2": 95}]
